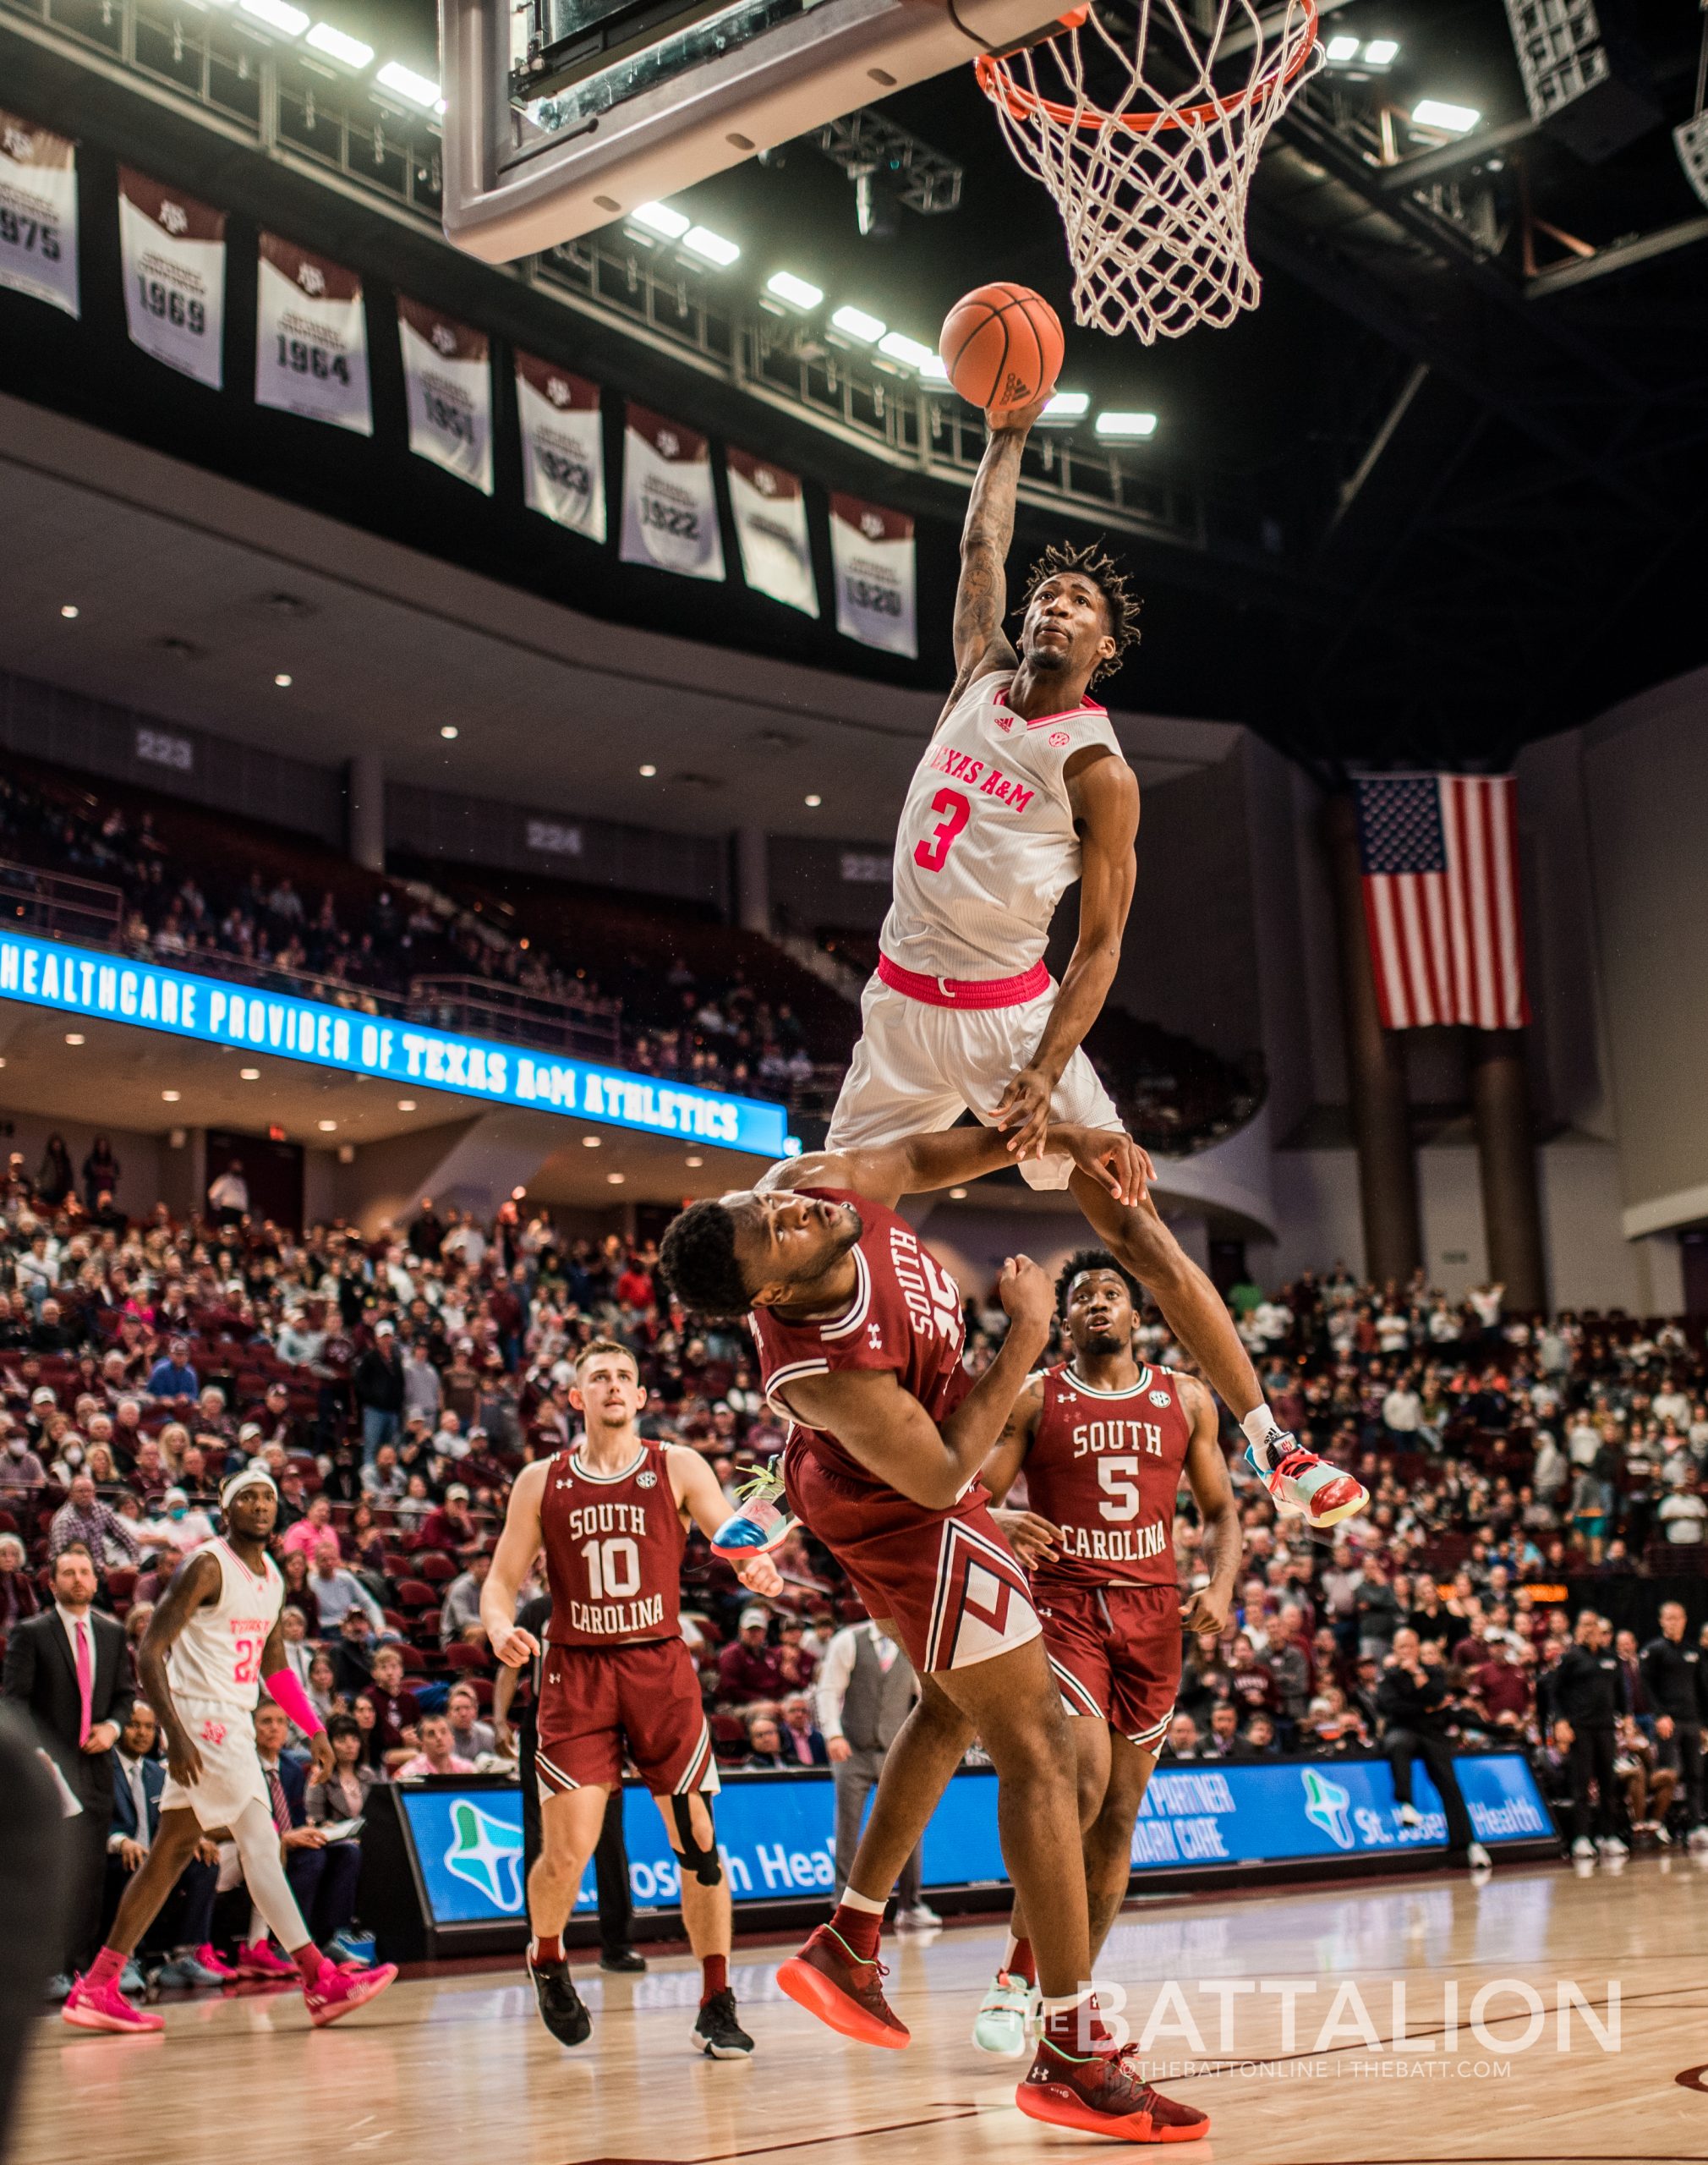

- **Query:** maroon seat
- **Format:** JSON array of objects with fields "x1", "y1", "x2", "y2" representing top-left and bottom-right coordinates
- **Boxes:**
[
  {"x1": 415, "y1": 1550, "x2": 457, "y2": 1582},
  {"x1": 444, "y1": 1641, "x2": 490, "y2": 1671},
  {"x1": 395, "y1": 1577, "x2": 437, "y2": 1609}
]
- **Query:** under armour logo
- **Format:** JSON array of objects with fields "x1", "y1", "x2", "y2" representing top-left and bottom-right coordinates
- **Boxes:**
[
  {"x1": 553, "y1": 1475, "x2": 574, "y2": 1491},
  {"x1": 867, "y1": 1323, "x2": 883, "y2": 1350}
]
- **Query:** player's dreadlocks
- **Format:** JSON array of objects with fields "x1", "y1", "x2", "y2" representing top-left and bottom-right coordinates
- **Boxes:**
[
  {"x1": 1019, "y1": 540, "x2": 1141, "y2": 688},
  {"x1": 659, "y1": 1199, "x2": 753, "y2": 1321}
]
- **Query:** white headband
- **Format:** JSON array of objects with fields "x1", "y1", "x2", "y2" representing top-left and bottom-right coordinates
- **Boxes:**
[{"x1": 221, "y1": 1466, "x2": 278, "y2": 1512}]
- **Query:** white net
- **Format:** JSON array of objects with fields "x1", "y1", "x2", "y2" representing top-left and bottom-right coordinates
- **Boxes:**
[{"x1": 976, "y1": 0, "x2": 1322, "y2": 343}]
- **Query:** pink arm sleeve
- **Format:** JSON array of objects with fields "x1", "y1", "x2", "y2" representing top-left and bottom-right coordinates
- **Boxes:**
[{"x1": 266, "y1": 1666, "x2": 325, "y2": 1736}]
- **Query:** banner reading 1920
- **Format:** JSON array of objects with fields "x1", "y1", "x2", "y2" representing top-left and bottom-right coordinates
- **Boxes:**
[
  {"x1": 0, "y1": 930, "x2": 788, "y2": 1157},
  {"x1": 0, "y1": 110, "x2": 79, "y2": 319}
]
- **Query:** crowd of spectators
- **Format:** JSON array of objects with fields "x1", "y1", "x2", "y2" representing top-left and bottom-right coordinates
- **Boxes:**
[{"x1": 5, "y1": 1127, "x2": 1708, "y2": 1988}]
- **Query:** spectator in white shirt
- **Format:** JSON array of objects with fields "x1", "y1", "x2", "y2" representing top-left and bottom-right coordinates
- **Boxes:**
[
  {"x1": 402, "y1": 1342, "x2": 442, "y2": 1423},
  {"x1": 309, "y1": 1534, "x2": 383, "y2": 1632},
  {"x1": 1659, "y1": 1485, "x2": 1708, "y2": 1545},
  {"x1": 137, "y1": 1486, "x2": 214, "y2": 1556},
  {"x1": 1382, "y1": 1382, "x2": 1422, "y2": 1438}
]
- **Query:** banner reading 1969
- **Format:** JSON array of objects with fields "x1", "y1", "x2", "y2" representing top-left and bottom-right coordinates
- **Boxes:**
[{"x1": 0, "y1": 931, "x2": 789, "y2": 1157}]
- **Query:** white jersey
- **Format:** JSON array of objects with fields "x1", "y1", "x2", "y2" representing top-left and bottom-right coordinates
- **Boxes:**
[
  {"x1": 167, "y1": 1538, "x2": 284, "y2": 1711},
  {"x1": 879, "y1": 670, "x2": 1125, "y2": 981}
]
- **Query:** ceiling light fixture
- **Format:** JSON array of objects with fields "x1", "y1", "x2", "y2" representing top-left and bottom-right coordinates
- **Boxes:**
[
  {"x1": 239, "y1": 1066, "x2": 260, "y2": 1080},
  {"x1": 273, "y1": 671, "x2": 293, "y2": 688},
  {"x1": 318, "y1": 1119, "x2": 337, "y2": 1132},
  {"x1": 638, "y1": 763, "x2": 658, "y2": 776},
  {"x1": 161, "y1": 1089, "x2": 181, "y2": 1102},
  {"x1": 919, "y1": 354, "x2": 950, "y2": 383},
  {"x1": 60, "y1": 603, "x2": 79, "y2": 620},
  {"x1": 682, "y1": 225, "x2": 740, "y2": 267},
  {"x1": 1095, "y1": 410, "x2": 1159, "y2": 439},
  {"x1": 1363, "y1": 38, "x2": 1399, "y2": 65},
  {"x1": 606, "y1": 1171, "x2": 626, "y2": 1184},
  {"x1": 240, "y1": 0, "x2": 309, "y2": 31},
  {"x1": 64, "y1": 1033, "x2": 85, "y2": 1045},
  {"x1": 1041, "y1": 390, "x2": 1091, "y2": 422},
  {"x1": 766, "y1": 271, "x2": 824, "y2": 310},
  {"x1": 583, "y1": 1134, "x2": 602, "y2": 1147},
  {"x1": 397, "y1": 1099, "x2": 416, "y2": 1111},
  {"x1": 804, "y1": 793, "x2": 823, "y2": 808},
  {"x1": 1413, "y1": 98, "x2": 1480, "y2": 134},
  {"x1": 685, "y1": 1154, "x2": 703, "y2": 1167},
  {"x1": 375, "y1": 59, "x2": 441, "y2": 107},
  {"x1": 440, "y1": 724, "x2": 458, "y2": 740},
  {"x1": 1325, "y1": 32, "x2": 1360, "y2": 60},
  {"x1": 305, "y1": 19, "x2": 372, "y2": 63},
  {"x1": 949, "y1": 1187, "x2": 968, "y2": 1200},
  {"x1": 631, "y1": 200, "x2": 690, "y2": 240},
  {"x1": 830, "y1": 304, "x2": 885, "y2": 343},
  {"x1": 877, "y1": 330, "x2": 935, "y2": 370}
]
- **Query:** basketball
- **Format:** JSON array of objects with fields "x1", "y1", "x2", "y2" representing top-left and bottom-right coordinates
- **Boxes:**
[{"x1": 939, "y1": 282, "x2": 1065, "y2": 414}]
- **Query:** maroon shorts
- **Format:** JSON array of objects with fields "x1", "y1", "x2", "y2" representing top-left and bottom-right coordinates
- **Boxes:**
[
  {"x1": 1032, "y1": 1578, "x2": 1180, "y2": 1751},
  {"x1": 534, "y1": 1638, "x2": 718, "y2": 1801},
  {"x1": 783, "y1": 1444, "x2": 1040, "y2": 1675}
]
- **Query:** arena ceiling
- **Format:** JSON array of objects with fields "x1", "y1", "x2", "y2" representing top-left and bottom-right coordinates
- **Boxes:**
[{"x1": 2, "y1": 0, "x2": 1704, "y2": 772}]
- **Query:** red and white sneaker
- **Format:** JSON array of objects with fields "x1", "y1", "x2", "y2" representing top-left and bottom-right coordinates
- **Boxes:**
[
  {"x1": 1245, "y1": 1435, "x2": 1368, "y2": 1531},
  {"x1": 304, "y1": 1956, "x2": 399, "y2": 2028},
  {"x1": 776, "y1": 1925, "x2": 909, "y2": 2049},
  {"x1": 1016, "y1": 2038, "x2": 1209, "y2": 2143},
  {"x1": 62, "y1": 1976, "x2": 165, "y2": 2036},
  {"x1": 235, "y1": 1938, "x2": 298, "y2": 1981}
]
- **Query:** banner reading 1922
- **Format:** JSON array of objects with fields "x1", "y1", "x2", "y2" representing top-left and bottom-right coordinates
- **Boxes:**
[{"x1": 0, "y1": 930, "x2": 789, "y2": 1157}]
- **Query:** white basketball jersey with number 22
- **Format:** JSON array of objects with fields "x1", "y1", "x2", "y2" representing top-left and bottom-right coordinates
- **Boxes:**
[
  {"x1": 166, "y1": 1538, "x2": 284, "y2": 1711},
  {"x1": 879, "y1": 671, "x2": 1125, "y2": 982}
]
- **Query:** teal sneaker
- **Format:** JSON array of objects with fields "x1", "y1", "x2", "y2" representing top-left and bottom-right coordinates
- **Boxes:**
[
  {"x1": 972, "y1": 1970, "x2": 1037, "y2": 2057},
  {"x1": 709, "y1": 1461, "x2": 793, "y2": 1563}
]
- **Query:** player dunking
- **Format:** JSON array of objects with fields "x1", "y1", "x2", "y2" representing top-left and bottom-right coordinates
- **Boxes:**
[
  {"x1": 662, "y1": 1121, "x2": 1212, "y2": 2142},
  {"x1": 970, "y1": 1249, "x2": 1241, "y2": 2053},
  {"x1": 481, "y1": 1340, "x2": 783, "y2": 2059},
  {"x1": 63, "y1": 1466, "x2": 397, "y2": 2034},
  {"x1": 822, "y1": 394, "x2": 1362, "y2": 1532}
]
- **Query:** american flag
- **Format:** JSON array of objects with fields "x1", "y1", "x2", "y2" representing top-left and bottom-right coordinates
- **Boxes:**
[{"x1": 1354, "y1": 774, "x2": 1530, "y2": 1032}]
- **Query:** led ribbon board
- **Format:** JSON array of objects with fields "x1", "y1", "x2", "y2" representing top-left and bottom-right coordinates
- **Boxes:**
[{"x1": 0, "y1": 930, "x2": 789, "y2": 1156}]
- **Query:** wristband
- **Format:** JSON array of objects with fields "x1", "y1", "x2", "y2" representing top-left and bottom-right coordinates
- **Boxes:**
[{"x1": 266, "y1": 1666, "x2": 326, "y2": 1737}]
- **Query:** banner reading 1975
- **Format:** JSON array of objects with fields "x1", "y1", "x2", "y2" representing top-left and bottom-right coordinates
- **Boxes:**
[{"x1": 0, "y1": 931, "x2": 789, "y2": 1158}]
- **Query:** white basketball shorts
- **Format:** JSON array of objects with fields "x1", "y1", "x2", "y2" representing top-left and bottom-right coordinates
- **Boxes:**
[
  {"x1": 160, "y1": 1700, "x2": 270, "y2": 1829},
  {"x1": 824, "y1": 972, "x2": 1123, "y2": 1191}
]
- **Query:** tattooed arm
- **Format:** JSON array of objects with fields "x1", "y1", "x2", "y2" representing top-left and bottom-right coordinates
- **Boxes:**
[{"x1": 944, "y1": 397, "x2": 1050, "y2": 713}]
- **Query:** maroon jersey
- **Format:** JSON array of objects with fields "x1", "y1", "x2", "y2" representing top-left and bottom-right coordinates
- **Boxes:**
[
  {"x1": 540, "y1": 1441, "x2": 685, "y2": 1647},
  {"x1": 750, "y1": 1188, "x2": 971, "y2": 1494},
  {"x1": 1026, "y1": 1362, "x2": 1192, "y2": 1592}
]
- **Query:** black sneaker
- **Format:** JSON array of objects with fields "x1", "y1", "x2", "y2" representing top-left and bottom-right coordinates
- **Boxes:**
[
  {"x1": 599, "y1": 1947, "x2": 648, "y2": 1974},
  {"x1": 691, "y1": 1987, "x2": 754, "y2": 2058},
  {"x1": 528, "y1": 1954, "x2": 592, "y2": 2048}
]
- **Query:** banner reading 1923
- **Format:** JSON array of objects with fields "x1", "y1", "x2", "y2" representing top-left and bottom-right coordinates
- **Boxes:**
[
  {"x1": 118, "y1": 167, "x2": 224, "y2": 387},
  {"x1": 516, "y1": 352, "x2": 605, "y2": 540},
  {"x1": 0, "y1": 110, "x2": 78, "y2": 319},
  {"x1": 255, "y1": 233, "x2": 372, "y2": 436}
]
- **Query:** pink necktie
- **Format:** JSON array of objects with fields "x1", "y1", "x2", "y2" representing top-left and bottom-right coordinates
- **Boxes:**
[{"x1": 74, "y1": 1619, "x2": 93, "y2": 1746}]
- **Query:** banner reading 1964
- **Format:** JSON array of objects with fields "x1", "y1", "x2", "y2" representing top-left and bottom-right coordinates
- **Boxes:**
[
  {"x1": 118, "y1": 167, "x2": 225, "y2": 387},
  {"x1": 255, "y1": 233, "x2": 371, "y2": 436},
  {"x1": 830, "y1": 492, "x2": 917, "y2": 657},
  {"x1": 398, "y1": 295, "x2": 493, "y2": 494},
  {"x1": 0, "y1": 111, "x2": 78, "y2": 319},
  {"x1": 516, "y1": 353, "x2": 605, "y2": 540}
]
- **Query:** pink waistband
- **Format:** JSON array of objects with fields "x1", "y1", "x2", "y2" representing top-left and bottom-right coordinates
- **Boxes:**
[{"x1": 876, "y1": 953, "x2": 1049, "y2": 1010}]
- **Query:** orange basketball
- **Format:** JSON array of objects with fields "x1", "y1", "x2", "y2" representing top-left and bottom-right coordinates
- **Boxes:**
[{"x1": 939, "y1": 282, "x2": 1064, "y2": 414}]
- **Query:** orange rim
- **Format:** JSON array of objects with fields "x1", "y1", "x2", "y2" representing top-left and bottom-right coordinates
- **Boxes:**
[{"x1": 976, "y1": 0, "x2": 1318, "y2": 136}]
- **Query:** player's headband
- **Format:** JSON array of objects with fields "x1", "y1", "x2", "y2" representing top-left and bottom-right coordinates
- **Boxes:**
[{"x1": 221, "y1": 1466, "x2": 278, "y2": 1511}]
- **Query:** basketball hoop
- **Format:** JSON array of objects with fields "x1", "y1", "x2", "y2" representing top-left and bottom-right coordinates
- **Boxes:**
[{"x1": 975, "y1": 0, "x2": 1322, "y2": 343}]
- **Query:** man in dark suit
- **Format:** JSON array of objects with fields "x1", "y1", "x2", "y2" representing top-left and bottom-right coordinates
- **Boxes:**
[
  {"x1": 106, "y1": 1702, "x2": 227, "y2": 1986},
  {"x1": 2, "y1": 1541, "x2": 133, "y2": 1994}
]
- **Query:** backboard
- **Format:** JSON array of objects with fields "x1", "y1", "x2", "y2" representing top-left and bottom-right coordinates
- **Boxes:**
[{"x1": 439, "y1": 0, "x2": 1071, "y2": 263}]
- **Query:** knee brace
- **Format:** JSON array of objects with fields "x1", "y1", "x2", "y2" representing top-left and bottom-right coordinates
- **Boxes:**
[{"x1": 669, "y1": 1794, "x2": 723, "y2": 1887}]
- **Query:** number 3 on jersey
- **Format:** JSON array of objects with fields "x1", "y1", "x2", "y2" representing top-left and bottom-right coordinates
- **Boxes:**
[{"x1": 913, "y1": 787, "x2": 970, "y2": 873}]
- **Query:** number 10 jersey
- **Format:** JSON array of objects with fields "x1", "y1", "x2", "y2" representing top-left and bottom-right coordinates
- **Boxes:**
[
  {"x1": 541, "y1": 1442, "x2": 686, "y2": 1648},
  {"x1": 879, "y1": 669, "x2": 1124, "y2": 984}
]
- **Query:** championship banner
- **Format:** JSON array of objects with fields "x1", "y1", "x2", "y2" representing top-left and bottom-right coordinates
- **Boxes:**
[
  {"x1": 830, "y1": 493, "x2": 917, "y2": 657},
  {"x1": 516, "y1": 352, "x2": 605, "y2": 540},
  {"x1": 727, "y1": 447, "x2": 818, "y2": 617},
  {"x1": 0, "y1": 112, "x2": 79, "y2": 318},
  {"x1": 397, "y1": 295, "x2": 493, "y2": 494},
  {"x1": 118, "y1": 167, "x2": 224, "y2": 387},
  {"x1": 255, "y1": 233, "x2": 371, "y2": 436},
  {"x1": 619, "y1": 403, "x2": 725, "y2": 582}
]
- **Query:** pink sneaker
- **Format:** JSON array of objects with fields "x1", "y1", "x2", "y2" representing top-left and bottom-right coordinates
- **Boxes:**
[
  {"x1": 236, "y1": 1938, "x2": 298, "y2": 1981},
  {"x1": 304, "y1": 1956, "x2": 398, "y2": 2028},
  {"x1": 62, "y1": 1976, "x2": 165, "y2": 2035},
  {"x1": 194, "y1": 1943, "x2": 238, "y2": 1982}
]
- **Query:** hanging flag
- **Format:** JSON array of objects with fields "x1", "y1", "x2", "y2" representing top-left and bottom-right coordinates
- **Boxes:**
[
  {"x1": 118, "y1": 167, "x2": 224, "y2": 387},
  {"x1": 255, "y1": 233, "x2": 371, "y2": 436},
  {"x1": 829, "y1": 493, "x2": 916, "y2": 657},
  {"x1": 397, "y1": 295, "x2": 493, "y2": 493},
  {"x1": 619, "y1": 403, "x2": 725, "y2": 582},
  {"x1": 727, "y1": 448, "x2": 818, "y2": 617},
  {"x1": 0, "y1": 111, "x2": 79, "y2": 318},
  {"x1": 1354, "y1": 773, "x2": 1530, "y2": 1032},
  {"x1": 516, "y1": 352, "x2": 605, "y2": 540}
]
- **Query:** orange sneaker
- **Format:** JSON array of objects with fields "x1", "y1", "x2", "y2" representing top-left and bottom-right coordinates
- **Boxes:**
[
  {"x1": 776, "y1": 1926, "x2": 909, "y2": 2049},
  {"x1": 1016, "y1": 2038, "x2": 1209, "y2": 2143}
]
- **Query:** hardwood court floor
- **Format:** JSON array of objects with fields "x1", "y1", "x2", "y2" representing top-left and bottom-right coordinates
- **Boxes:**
[{"x1": 18, "y1": 1857, "x2": 1708, "y2": 2165}]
